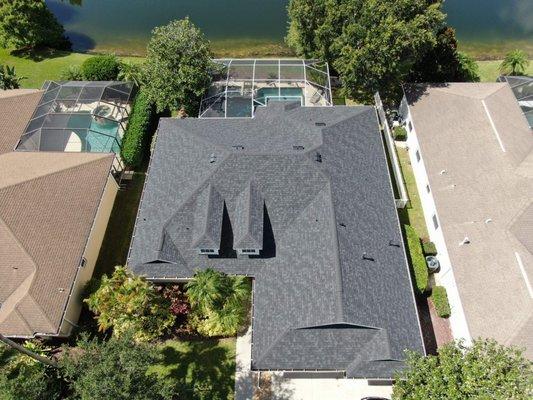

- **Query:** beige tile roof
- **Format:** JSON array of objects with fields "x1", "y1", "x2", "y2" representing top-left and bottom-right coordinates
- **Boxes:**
[
  {"x1": 405, "y1": 83, "x2": 533, "y2": 356},
  {"x1": 0, "y1": 90, "x2": 43, "y2": 155},
  {"x1": 0, "y1": 152, "x2": 114, "y2": 337}
]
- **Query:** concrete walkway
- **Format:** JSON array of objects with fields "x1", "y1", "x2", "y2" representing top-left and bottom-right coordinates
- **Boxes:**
[{"x1": 234, "y1": 326, "x2": 253, "y2": 400}]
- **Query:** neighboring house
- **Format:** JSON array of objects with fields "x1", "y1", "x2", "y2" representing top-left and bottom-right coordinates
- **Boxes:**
[
  {"x1": 0, "y1": 89, "x2": 119, "y2": 338},
  {"x1": 400, "y1": 83, "x2": 533, "y2": 357},
  {"x1": 128, "y1": 101, "x2": 425, "y2": 379}
]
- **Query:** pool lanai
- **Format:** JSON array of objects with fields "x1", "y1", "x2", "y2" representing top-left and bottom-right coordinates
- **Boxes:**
[
  {"x1": 16, "y1": 81, "x2": 134, "y2": 154},
  {"x1": 199, "y1": 59, "x2": 333, "y2": 118}
]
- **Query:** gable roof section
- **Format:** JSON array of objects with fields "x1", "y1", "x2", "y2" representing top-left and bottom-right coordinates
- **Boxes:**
[
  {"x1": 0, "y1": 90, "x2": 43, "y2": 154},
  {"x1": 233, "y1": 180, "x2": 264, "y2": 250},
  {"x1": 0, "y1": 152, "x2": 114, "y2": 337},
  {"x1": 404, "y1": 83, "x2": 533, "y2": 357},
  {"x1": 128, "y1": 102, "x2": 424, "y2": 378}
]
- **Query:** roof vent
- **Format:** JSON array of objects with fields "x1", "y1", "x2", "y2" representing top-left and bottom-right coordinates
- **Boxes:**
[
  {"x1": 293, "y1": 145, "x2": 305, "y2": 150},
  {"x1": 315, "y1": 122, "x2": 326, "y2": 127},
  {"x1": 362, "y1": 252, "x2": 375, "y2": 261},
  {"x1": 459, "y1": 237, "x2": 470, "y2": 246},
  {"x1": 440, "y1": 169, "x2": 447, "y2": 175},
  {"x1": 315, "y1": 152, "x2": 322, "y2": 163},
  {"x1": 209, "y1": 153, "x2": 217, "y2": 163},
  {"x1": 232, "y1": 145, "x2": 244, "y2": 150},
  {"x1": 485, "y1": 218, "x2": 492, "y2": 224},
  {"x1": 389, "y1": 240, "x2": 400, "y2": 247}
]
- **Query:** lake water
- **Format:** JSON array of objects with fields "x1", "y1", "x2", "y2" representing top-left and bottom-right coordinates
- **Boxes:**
[{"x1": 46, "y1": 0, "x2": 533, "y2": 58}]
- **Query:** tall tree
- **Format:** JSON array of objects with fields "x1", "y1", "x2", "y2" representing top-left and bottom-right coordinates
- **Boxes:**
[
  {"x1": 500, "y1": 49, "x2": 530, "y2": 76},
  {"x1": 0, "y1": 0, "x2": 70, "y2": 51},
  {"x1": 60, "y1": 333, "x2": 174, "y2": 400},
  {"x1": 287, "y1": 0, "x2": 475, "y2": 103},
  {"x1": 393, "y1": 339, "x2": 533, "y2": 400},
  {"x1": 144, "y1": 18, "x2": 213, "y2": 114}
]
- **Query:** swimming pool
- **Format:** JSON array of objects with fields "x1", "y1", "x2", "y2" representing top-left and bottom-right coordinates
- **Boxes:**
[
  {"x1": 255, "y1": 87, "x2": 303, "y2": 105},
  {"x1": 81, "y1": 120, "x2": 121, "y2": 153}
]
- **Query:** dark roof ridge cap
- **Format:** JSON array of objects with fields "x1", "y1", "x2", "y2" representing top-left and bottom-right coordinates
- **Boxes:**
[{"x1": 294, "y1": 322, "x2": 382, "y2": 330}]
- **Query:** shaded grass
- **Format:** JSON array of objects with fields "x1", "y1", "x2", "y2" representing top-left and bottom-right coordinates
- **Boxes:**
[
  {"x1": 396, "y1": 146, "x2": 429, "y2": 239},
  {"x1": 149, "y1": 338, "x2": 236, "y2": 400},
  {"x1": 92, "y1": 173, "x2": 146, "y2": 279},
  {"x1": 477, "y1": 59, "x2": 533, "y2": 82}
]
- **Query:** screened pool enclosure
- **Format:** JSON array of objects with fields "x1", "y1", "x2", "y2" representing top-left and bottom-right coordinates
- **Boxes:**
[
  {"x1": 199, "y1": 59, "x2": 333, "y2": 118},
  {"x1": 16, "y1": 81, "x2": 134, "y2": 153},
  {"x1": 497, "y1": 75, "x2": 533, "y2": 128}
]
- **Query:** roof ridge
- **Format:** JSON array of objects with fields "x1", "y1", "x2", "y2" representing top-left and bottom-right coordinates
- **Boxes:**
[
  {"x1": 0, "y1": 215, "x2": 37, "y2": 280},
  {"x1": 19, "y1": 293, "x2": 57, "y2": 334},
  {"x1": 0, "y1": 153, "x2": 113, "y2": 191},
  {"x1": 0, "y1": 90, "x2": 42, "y2": 101},
  {"x1": 432, "y1": 83, "x2": 506, "y2": 100}
]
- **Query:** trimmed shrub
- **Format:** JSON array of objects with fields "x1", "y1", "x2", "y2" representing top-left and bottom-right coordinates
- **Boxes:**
[
  {"x1": 431, "y1": 285, "x2": 451, "y2": 318},
  {"x1": 59, "y1": 65, "x2": 83, "y2": 81},
  {"x1": 422, "y1": 241, "x2": 437, "y2": 256},
  {"x1": 393, "y1": 126, "x2": 407, "y2": 141},
  {"x1": 81, "y1": 55, "x2": 120, "y2": 81},
  {"x1": 404, "y1": 224, "x2": 429, "y2": 294},
  {"x1": 121, "y1": 89, "x2": 154, "y2": 168}
]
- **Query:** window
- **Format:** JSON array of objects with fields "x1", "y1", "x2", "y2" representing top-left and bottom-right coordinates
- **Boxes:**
[
  {"x1": 200, "y1": 249, "x2": 215, "y2": 253},
  {"x1": 432, "y1": 214, "x2": 439, "y2": 230},
  {"x1": 426, "y1": 184, "x2": 431, "y2": 193},
  {"x1": 408, "y1": 121, "x2": 413, "y2": 132},
  {"x1": 416, "y1": 150, "x2": 421, "y2": 162}
]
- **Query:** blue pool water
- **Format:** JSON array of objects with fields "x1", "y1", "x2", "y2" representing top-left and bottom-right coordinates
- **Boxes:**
[
  {"x1": 84, "y1": 120, "x2": 120, "y2": 153},
  {"x1": 255, "y1": 88, "x2": 303, "y2": 105}
]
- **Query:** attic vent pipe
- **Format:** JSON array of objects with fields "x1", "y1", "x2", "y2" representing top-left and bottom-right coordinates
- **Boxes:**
[
  {"x1": 315, "y1": 122, "x2": 326, "y2": 127},
  {"x1": 293, "y1": 145, "x2": 305, "y2": 150},
  {"x1": 209, "y1": 153, "x2": 217, "y2": 163},
  {"x1": 315, "y1": 152, "x2": 322, "y2": 163},
  {"x1": 459, "y1": 237, "x2": 470, "y2": 246}
]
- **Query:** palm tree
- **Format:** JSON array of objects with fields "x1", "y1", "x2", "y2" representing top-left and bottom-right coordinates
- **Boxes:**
[
  {"x1": 499, "y1": 50, "x2": 530, "y2": 76},
  {"x1": 185, "y1": 268, "x2": 229, "y2": 312},
  {"x1": 0, "y1": 65, "x2": 26, "y2": 90}
]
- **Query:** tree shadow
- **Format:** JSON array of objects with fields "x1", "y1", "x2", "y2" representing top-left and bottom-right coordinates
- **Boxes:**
[{"x1": 157, "y1": 340, "x2": 236, "y2": 400}]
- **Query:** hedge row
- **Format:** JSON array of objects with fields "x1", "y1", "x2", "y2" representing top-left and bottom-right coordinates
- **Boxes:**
[
  {"x1": 121, "y1": 89, "x2": 154, "y2": 168},
  {"x1": 431, "y1": 286, "x2": 451, "y2": 318},
  {"x1": 404, "y1": 224, "x2": 429, "y2": 294}
]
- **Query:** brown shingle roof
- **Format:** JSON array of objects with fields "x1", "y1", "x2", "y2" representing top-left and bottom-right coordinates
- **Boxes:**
[
  {"x1": 0, "y1": 152, "x2": 114, "y2": 336},
  {"x1": 0, "y1": 90, "x2": 43, "y2": 155}
]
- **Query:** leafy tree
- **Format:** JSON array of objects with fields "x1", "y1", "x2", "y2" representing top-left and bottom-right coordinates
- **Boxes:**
[
  {"x1": 81, "y1": 54, "x2": 121, "y2": 81},
  {"x1": 144, "y1": 18, "x2": 213, "y2": 114},
  {"x1": 186, "y1": 269, "x2": 251, "y2": 337},
  {"x1": 60, "y1": 333, "x2": 174, "y2": 400},
  {"x1": 393, "y1": 339, "x2": 533, "y2": 400},
  {"x1": 0, "y1": 0, "x2": 70, "y2": 51},
  {"x1": 456, "y1": 51, "x2": 480, "y2": 82},
  {"x1": 287, "y1": 0, "x2": 476, "y2": 102},
  {"x1": 500, "y1": 50, "x2": 530, "y2": 76},
  {"x1": 85, "y1": 266, "x2": 175, "y2": 342},
  {"x1": 0, "y1": 65, "x2": 25, "y2": 89},
  {"x1": 118, "y1": 60, "x2": 145, "y2": 87},
  {"x1": 0, "y1": 342, "x2": 64, "y2": 400}
]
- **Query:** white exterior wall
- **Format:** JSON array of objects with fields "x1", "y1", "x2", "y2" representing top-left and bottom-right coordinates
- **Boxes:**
[
  {"x1": 404, "y1": 109, "x2": 472, "y2": 345},
  {"x1": 59, "y1": 174, "x2": 119, "y2": 336}
]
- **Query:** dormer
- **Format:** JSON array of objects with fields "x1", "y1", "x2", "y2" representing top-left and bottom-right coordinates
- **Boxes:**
[
  {"x1": 233, "y1": 180, "x2": 264, "y2": 256},
  {"x1": 191, "y1": 184, "x2": 224, "y2": 255}
]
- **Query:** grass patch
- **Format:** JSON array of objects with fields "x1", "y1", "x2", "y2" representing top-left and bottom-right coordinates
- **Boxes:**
[
  {"x1": 0, "y1": 48, "x2": 143, "y2": 88},
  {"x1": 149, "y1": 338, "x2": 236, "y2": 400},
  {"x1": 210, "y1": 39, "x2": 294, "y2": 58},
  {"x1": 396, "y1": 146, "x2": 429, "y2": 239},
  {"x1": 477, "y1": 59, "x2": 533, "y2": 82},
  {"x1": 93, "y1": 173, "x2": 145, "y2": 279},
  {"x1": 430, "y1": 286, "x2": 451, "y2": 318}
]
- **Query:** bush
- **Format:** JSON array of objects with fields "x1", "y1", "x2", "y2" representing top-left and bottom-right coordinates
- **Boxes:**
[
  {"x1": 85, "y1": 266, "x2": 175, "y2": 342},
  {"x1": 155, "y1": 284, "x2": 190, "y2": 326},
  {"x1": 422, "y1": 241, "x2": 437, "y2": 256},
  {"x1": 81, "y1": 54, "x2": 120, "y2": 81},
  {"x1": 59, "y1": 64, "x2": 83, "y2": 81},
  {"x1": 60, "y1": 333, "x2": 174, "y2": 400},
  {"x1": 393, "y1": 126, "x2": 407, "y2": 141},
  {"x1": 430, "y1": 286, "x2": 451, "y2": 318},
  {"x1": 0, "y1": 343, "x2": 63, "y2": 400},
  {"x1": 121, "y1": 89, "x2": 154, "y2": 168},
  {"x1": 404, "y1": 225, "x2": 429, "y2": 294}
]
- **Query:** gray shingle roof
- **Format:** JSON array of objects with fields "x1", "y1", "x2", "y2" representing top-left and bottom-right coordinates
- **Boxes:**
[
  {"x1": 233, "y1": 180, "x2": 264, "y2": 250},
  {"x1": 128, "y1": 102, "x2": 424, "y2": 378}
]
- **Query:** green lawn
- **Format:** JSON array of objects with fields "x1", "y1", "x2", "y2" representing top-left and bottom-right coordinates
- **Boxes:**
[
  {"x1": 0, "y1": 48, "x2": 143, "y2": 89},
  {"x1": 477, "y1": 59, "x2": 533, "y2": 82},
  {"x1": 396, "y1": 146, "x2": 429, "y2": 239},
  {"x1": 92, "y1": 173, "x2": 146, "y2": 279},
  {"x1": 149, "y1": 338, "x2": 236, "y2": 400}
]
